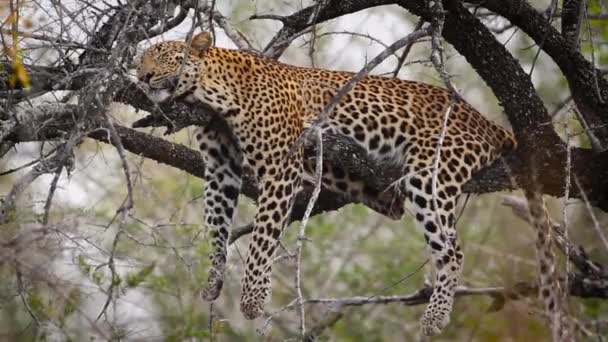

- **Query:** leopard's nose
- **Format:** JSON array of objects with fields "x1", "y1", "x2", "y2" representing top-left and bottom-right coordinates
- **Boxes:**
[{"x1": 139, "y1": 72, "x2": 153, "y2": 83}]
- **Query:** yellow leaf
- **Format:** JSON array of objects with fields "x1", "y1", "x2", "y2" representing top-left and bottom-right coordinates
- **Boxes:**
[
  {"x1": 7, "y1": 51, "x2": 30, "y2": 89},
  {"x1": 14, "y1": 61, "x2": 30, "y2": 88}
]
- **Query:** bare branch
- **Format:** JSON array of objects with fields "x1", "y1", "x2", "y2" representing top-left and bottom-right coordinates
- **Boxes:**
[
  {"x1": 0, "y1": 148, "x2": 74, "y2": 224},
  {"x1": 16, "y1": 267, "x2": 41, "y2": 327},
  {"x1": 392, "y1": 19, "x2": 424, "y2": 77},
  {"x1": 502, "y1": 196, "x2": 607, "y2": 278},
  {"x1": 293, "y1": 129, "x2": 324, "y2": 337},
  {"x1": 305, "y1": 286, "x2": 497, "y2": 306},
  {"x1": 574, "y1": 177, "x2": 608, "y2": 253},
  {"x1": 477, "y1": 0, "x2": 608, "y2": 151}
]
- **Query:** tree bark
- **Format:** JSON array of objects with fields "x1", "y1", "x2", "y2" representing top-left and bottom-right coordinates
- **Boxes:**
[{"x1": 475, "y1": 0, "x2": 608, "y2": 151}]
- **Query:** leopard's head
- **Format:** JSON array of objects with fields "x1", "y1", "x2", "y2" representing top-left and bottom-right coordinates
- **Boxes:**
[{"x1": 137, "y1": 32, "x2": 212, "y2": 103}]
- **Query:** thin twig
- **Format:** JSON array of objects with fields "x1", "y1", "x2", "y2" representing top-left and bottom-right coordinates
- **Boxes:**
[
  {"x1": 428, "y1": 1, "x2": 459, "y2": 230},
  {"x1": 96, "y1": 229, "x2": 123, "y2": 321},
  {"x1": 529, "y1": 0, "x2": 559, "y2": 78},
  {"x1": 305, "y1": 285, "x2": 505, "y2": 307},
  {"x1": 583, "y1": 3, "x2": 605, "y2": 105},
  {"x1": 428, "y1": 0, "x2": 461, "y2": 99},
  {"x1": 392, "y1": 20, "x2": 424, "y2": 78},
  {"x1": 0, "y1": 146, "x2": 58, "y2": 176},
  {"x1": 502, "y1": 195, "x2": 606, "y2": 276},
  {"x1": 0, "y1": 151, "x2": 70, "y2": 224},
  {"x1": 430, "y1": 103, "x2": 454, "y2": 227},
  {"x1": 315, "y1": 31, "x2": 400, "y2": 61},
  {"x1": 105, "y1": 116, "x2": 133, "y2": 213},
  {"x1": 293, "y1": 129, "x2": 324, "y2": 338},
  {"x1": 574, "y1": 177, "x2": 608, "y2": 252},
  {"x1": 302, "y1": 311, "x2": 344, "y2": 342},
  {"x1": 42, "y1": 164, "x2": 63, "y2": 225},
  {"x1": 16, "y1": 266, "x2": 41, "y2": 327},
  {"x1": 258, "y1": 298, "x2": 298, "y2": 336}
]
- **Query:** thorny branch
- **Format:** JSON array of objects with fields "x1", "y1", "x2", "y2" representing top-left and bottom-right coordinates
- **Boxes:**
[
  {"x1": 427, "y1": 0, "x2": 460, "y2": 230},
  {"x1": 293, "y1": 129, "x2": 323, "y2": 338},
  {"x1": 503, "y1": 196, "x2": 607, "y2": 278},
  {"x1": 16, "y1": 266, "x2": 41, "y2": 327},
  {"x1": 96, "y1": 229, "x2": 123, "y2": 321},
  {"x1": 392, "y1": 19, "x2": 425, "y2": 77},
  {"x1": 428, "y1": 0, "x2": 460, "y2": 99},
  {"x1": 0, "y1": 132, "x2": 78, "y2": 224},
  {"x1": 574, "y1": 177, "x2": 608, "y2": 253},
  {"x1": 476, "y1": 0, "x2": 608, "y2": 151},
  {"x1": 306, "y1": 285, "x2": 505, "y2": 307}
]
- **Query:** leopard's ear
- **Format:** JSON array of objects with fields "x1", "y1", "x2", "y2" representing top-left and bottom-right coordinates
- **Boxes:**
[{"x1": 190, "y1": 32, "x2": 212, "y2": 57}]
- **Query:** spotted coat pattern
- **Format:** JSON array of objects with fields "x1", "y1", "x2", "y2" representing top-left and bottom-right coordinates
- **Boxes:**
[
  {"x1": 137, "y1": 32, "x2": 517, "y2": 336},
  {"x1": 525, "y1": 190, "x2": 575, "y2": 341}
]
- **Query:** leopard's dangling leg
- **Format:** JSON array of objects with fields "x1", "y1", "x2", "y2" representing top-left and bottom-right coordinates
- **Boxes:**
[
  {"x1": 196, "y1": 125, "x2": 243, "y2": 301},
  {"x1": 404, "y1": 170, "x2": 463, "y2": 336},
  {"x1": 239, "y1": 152, "x2": 302, "y2": 320}
]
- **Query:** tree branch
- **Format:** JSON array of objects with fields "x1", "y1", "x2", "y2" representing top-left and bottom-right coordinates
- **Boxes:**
[
  {"x1": 306, "y1": 279, "x2": 607, "y2": 307},
  {"x1": 475, "y1": 0, "x2": 608, "y2": 152}
]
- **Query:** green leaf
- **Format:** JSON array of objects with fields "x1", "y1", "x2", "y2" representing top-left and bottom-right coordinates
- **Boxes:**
[
  {"x1": 27, "y1": 290, "x2": 46, "y2": 318},
  {"x1": 76, "y1": 255, "x2": 91, "y2": 276},
  {"x1": 126, "y1": 262, "x2": 156, "y2": 288},
  {"x1": 92, "y1": 271, "x2": 104, "y2": 286}
]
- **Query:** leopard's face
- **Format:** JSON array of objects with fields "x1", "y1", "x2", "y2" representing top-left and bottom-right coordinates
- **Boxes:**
[{"x1": 137, "y1": 41, "x2": 203, "y2": 103}]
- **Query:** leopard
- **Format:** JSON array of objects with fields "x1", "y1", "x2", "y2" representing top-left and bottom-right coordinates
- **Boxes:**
[{"x1": 136, "y1": 31, "x2": 517, "y2": 336}]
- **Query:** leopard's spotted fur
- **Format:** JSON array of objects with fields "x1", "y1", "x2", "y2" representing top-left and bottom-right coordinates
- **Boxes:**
[
  {"x1": 137, "y1": 32, "x2": 517, "y2": 335},
  {"x1": 526, "y1": 191, "x2": 575, "y2": 340}
]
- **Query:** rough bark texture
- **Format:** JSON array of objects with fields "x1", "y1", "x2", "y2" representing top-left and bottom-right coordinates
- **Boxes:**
[
  {"x1": 561, "y1": 0, "x2": 584, "y2": 48},
  {"x1": 476, "y1": 0, "x2": 608, "y2": 151}
]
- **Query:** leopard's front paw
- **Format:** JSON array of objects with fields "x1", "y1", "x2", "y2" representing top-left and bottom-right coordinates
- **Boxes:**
[
  {"x1": 240, "y1": 278, "x2": 271, "y2": 320},
  {"x1": 420, "y1": 307, "x2": 451, "y2": 336},
  {"x1": 201, "y1": 268, "x2": 224, "y2": 301},
  {"x1": 240, "y1": 297, "x2": 264, "y2": 320}
]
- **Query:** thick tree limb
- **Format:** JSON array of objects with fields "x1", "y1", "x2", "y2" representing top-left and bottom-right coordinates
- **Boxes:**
[
  {"x1": 475, "y1": 0, "x2": 608, "y2": 151},
  {"x1": 258, "y1": 0, "x2": 397, "y2": 58}
]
